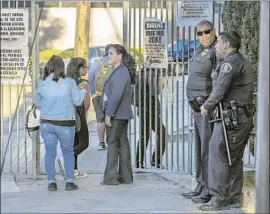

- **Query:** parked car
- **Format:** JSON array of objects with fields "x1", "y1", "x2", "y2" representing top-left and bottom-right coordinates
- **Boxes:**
[
  {"x1": 166, "y1": 40, "x2": 200, "y2": 76},
  {"x1": 31, "y1": 46, "x2": 106, "y2": 79}
]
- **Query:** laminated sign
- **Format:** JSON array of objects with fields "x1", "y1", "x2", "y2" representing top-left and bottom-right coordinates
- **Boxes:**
[
  {"x1": 143, "y1": 17, "x2": 167, "y2": 69},
  {"x1": 177, "y1": 1, "x2": 213, "y2": 26},
  {"x1": 0, "y1": 9, "x2": 29, "y2": 82}
]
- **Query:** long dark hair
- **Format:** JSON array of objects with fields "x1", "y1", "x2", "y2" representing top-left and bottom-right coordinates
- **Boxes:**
[
  {"x1": 66, "y1": 57, "x2": 86, "y2": 85},
  {"x1": 42, "y1": 55, "x2": 65, "y2": 82},
  {"x1": 110, "y1": 44, "x2": 137, "y2": 84}
]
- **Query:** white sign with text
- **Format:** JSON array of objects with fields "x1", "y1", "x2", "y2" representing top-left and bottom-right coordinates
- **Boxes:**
[
  {"x1": 177, "y1": 1, "x2": 213, "y2": 26},
  {"x1": 143, "y1": 17, "x2": 167, "y2": 69},
  {"x1": 0, "y1": 9, "x2": 29, "y2": 82}
]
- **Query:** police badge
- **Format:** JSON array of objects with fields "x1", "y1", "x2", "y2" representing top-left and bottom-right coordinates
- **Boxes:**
[{"x1": 221, "y1": 63, "x2": 232, "y2": 73}]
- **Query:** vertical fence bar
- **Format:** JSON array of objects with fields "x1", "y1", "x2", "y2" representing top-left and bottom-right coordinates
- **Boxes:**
[
  {"x1": 154, "y1": 1, "x2": 158, "y2": 168},
  {"x1": 159, "y1": 1, "x2": 165, "y2": 168},
  {"x1": 31, "y1": 2, "x2": 41, "y2": 179},
  {"x1": 9, "y1": 83, "x2": 12, "y2": 172},
  {"x1": 148, "y1": 1, "x2": 153, "y2": 168},
  {"x1": 123, "y1": 2, "x2": 129, "y2": 52},
  {"x1": 24, "y1": 84, "x2": 27, "y2": 173},
  {"x1": 181, "y1": 26, "x2": 186, "y2": 171},
  {"x1": 143, "y1": 1, "x2": 147, "y2": 168},
  {"x1": 1, "y1": 83, "x2": 4, "y2": 165},
  {"x1": 170, "y1": 1, "x2": 174, "y2": 171},
  {"x1": 16, "y1": 83, "x2": 20, "y2": 172}
]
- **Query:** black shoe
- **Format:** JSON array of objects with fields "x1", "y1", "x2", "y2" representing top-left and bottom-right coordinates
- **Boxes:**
[
  {"x1": 230, "y1": 196, "x2": 243, "y2": 208},
  {"x1": 191, "y1": 194, "x2": 211, "y2": 204},
  {"x1": 100, "y1": 182, "x2": 119, "y2": 186},
  {"x1": 48, "y1": 183, "x2": 57, "y2": 191},
  {"x1": 136, "y1": 162, "x2": 145, "y2": 169},
  {"x1": 150, "y1": 162, "x2": 164, "y2": 169},
  {"x1": 65, "y1": 182, "x2": 78, "y2": 191},
  {"x1": 182, "y1": 190, "x2": 201, "y2": 199}
]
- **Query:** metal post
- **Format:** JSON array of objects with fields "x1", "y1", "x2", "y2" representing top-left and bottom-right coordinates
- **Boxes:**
[
  {"x1": 255, "y1": 1, "x2": 269, "y2": 213},
  {"x1": 123, "y1": 2, "x2": 129, "y2": 48},
  {"x1": 31, "y1": 2, "x2": 40, "y2": 180}
]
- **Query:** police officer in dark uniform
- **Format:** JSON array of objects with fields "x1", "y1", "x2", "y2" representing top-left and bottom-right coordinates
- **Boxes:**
[
  {"x1": 183, "y1": 20, "x2": 217, "y2": 203},
  {"x1": 199, "y1": 31, "x2": 255, "y2": 211}
]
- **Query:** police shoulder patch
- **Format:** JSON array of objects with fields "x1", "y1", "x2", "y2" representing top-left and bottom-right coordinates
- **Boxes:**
[{"x1": 221, "y1": 62, "x2": 233, "y2": 73}]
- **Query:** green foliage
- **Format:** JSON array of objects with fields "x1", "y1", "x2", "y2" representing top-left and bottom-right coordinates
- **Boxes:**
[{"x1": 222, "y1": 2, "x2": 260, "y2": 156}]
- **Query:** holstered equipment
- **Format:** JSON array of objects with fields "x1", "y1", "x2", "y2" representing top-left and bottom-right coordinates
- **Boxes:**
[
  {"x1": 188, "y1": 96, "x2": 208, "y2": 112},
  {"x1": 210, "y1": 100, "x2": 256, "y2": 130}
]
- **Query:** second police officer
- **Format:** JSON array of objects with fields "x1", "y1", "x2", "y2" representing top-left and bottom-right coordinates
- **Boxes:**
[{"x1": 199, "y1": 31, "x2": 255, "y2": 211}]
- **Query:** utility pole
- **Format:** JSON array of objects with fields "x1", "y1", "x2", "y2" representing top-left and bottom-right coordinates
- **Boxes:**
[
  {"x1": 255, "y1": 1, "x2": 269, "y2": 213},
  {"x1": 31, "y1": 2, "x2": 40, "y2": 180},
  {"x1": 74, "y1": 2, "x2": 91, "y2": 79}
]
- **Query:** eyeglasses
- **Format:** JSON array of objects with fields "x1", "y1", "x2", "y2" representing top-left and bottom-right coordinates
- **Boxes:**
[{"x1": 196, "y1": 28, "x2": 213, "y2": 37}]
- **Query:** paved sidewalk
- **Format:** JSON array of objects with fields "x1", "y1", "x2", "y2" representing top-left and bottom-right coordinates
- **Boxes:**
[{"x1": 1, "y1": 172, "x2": 246, "y2": 213}]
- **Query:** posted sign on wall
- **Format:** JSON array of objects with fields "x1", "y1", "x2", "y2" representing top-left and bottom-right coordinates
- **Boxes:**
[
  {"x1": 177, "y1": 1, "x2": 213, "y2": 26},
  {"x1": 0, "y1": 9, "x2": 29, "y2": 82},
  {"x1": 143, "y1": 17, "x2": 167, "y2": 69}
]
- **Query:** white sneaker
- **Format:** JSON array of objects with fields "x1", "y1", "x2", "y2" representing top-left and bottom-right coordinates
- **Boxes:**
[
  {"x1": 74, "y1": 170, "x2": 88, "y2": 179},
  {"x1": 57, "y1": 158, "x2": 65, "y2": 177}
]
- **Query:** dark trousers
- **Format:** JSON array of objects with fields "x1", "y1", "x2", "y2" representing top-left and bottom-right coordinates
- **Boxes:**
[
  {"x1": 136, "y1": 109, "x2": 166, "y2": 167},
  {"x1": 208, "y1": 114, "x2": 253, "y2": 205},
  {"x1": 193, "y1": 113, "x2": 213, "y2": 195},
  {"x1": 74, "y1": 106, "x2": 89, "y2": 170},
  {"x1": 103, "y1": 119, "x2": 133, "y2": 184}
]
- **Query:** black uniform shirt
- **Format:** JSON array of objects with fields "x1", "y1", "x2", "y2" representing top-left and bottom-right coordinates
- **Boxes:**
[
  {"x1": 186, "y1": 40, "x2": 217, "y2": 100},
  {"x1": 203, "y1": 50, "x2": 255, "y2": 110}
]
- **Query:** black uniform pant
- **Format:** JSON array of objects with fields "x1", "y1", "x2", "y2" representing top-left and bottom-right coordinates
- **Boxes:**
[
  {"x1": 208, "y1": 112, "x2": 253, "y2": 206},
  {"x1": 74, "y1": 106, "x2": 89, "y2": 170},
  {"x1": 103, "y1": 119, "x2": 133, "y2": 184},
  {"x1": 193, "y1": 113, "x2": 213, "y2": 195},
  {"x1": 136, "y1": 110, "x2": 166, "y2": 167}
]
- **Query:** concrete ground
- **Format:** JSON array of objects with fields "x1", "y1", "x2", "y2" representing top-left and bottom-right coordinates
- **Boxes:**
[{"x1": 1, "y1": 171, "x2": 247, "y2": 213}]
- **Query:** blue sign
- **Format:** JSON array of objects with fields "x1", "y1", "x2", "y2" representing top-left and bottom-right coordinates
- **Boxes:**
[{"x1": 177, "y1": 1, "x2": 214, "y2": 26}]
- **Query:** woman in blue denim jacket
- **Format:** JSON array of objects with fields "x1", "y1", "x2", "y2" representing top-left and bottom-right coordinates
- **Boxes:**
[{"x1": 34, "y1": 55, "x2": 86, "y2": 191}]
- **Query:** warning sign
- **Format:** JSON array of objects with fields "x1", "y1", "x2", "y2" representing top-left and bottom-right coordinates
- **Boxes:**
[
  {"x1": 177, "y1": 1, "x2": 213, "y2": 26},
  {"x1": 0, "y1": 48, "x2": 29, "y2": 79},
  {"x1": 143, "y1": 18, "x2": 168, "y2": 69},
  {"x1": 0, "y1": 9, "x2": 29, "y2": 82},
  {"x1": 0, "y1": 9, "x2": 29, "y2": 45}
]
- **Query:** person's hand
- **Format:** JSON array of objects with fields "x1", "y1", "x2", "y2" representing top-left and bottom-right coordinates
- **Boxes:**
[
  {"x1": 200, "y1": 105, "x2": 208, "y2": 117},
  {"x1": 105, "y1": 115, "x2": 112, "y2": 127}
]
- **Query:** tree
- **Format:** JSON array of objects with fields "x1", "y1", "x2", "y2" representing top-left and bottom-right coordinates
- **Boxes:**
[
  {"x1": 74, "y1": 2, "x2": 91, "y2": 79},
  {"x1": 222, "y1": 2, "x2": 260, "y2": 156}
]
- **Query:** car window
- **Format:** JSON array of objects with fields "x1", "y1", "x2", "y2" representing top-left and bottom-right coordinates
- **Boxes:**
[
  {"x1": 98, "y1": 47, "x2": 106, "y2": 57},
  {"x1": 89, "y1": 48, "x2": 96, "y2": 59}
]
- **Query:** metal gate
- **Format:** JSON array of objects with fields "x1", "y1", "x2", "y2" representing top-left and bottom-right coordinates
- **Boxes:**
[
  {"x1": 0, "y1": 0, "x2": 38, "y2": 174},
  {"x1": 123, "y1": 1, "x2": 257, "y2": 173},
  {"x1": 0, "y1": 1, "x2": 257, "y2": 175}
]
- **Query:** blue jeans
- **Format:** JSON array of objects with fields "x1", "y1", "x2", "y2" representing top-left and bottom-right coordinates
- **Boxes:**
[{"x1": 40, "y1": 123, "x2": 75, "y2": 183}]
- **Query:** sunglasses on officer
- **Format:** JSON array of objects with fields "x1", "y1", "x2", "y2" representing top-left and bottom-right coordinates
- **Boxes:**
[{"x1": 196, "y1": 27, "x2": 213, "y2": 37}]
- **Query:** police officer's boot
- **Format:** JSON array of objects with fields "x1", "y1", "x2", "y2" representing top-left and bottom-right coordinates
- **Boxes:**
[
  {"x1": 230, "y1": 195, "x2": 243, "y2": 208},
  {"x1": 182, "y1": 184, "x2": 202, "y2": 199},
  {"x1": 191, "y1": 193, "x2": 211, "y2": 204}
]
